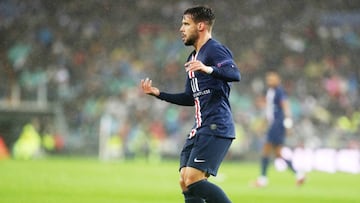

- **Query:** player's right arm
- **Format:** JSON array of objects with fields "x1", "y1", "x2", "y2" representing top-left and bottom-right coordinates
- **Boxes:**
[
  {"x1": 281, "y1": 99, "x2": 293, "y2": 129},
  {"x1": 140, "y1": 78, "x2": 194, "y2": 106},
  {"x1": 279, "y1": 89, "x2": 293, "y2": 129}
]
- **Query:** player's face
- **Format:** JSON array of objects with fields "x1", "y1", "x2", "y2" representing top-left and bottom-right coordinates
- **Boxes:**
[
  {"x1": 266, "y1": 73, "x2": 280, "y2": 88},
  {"x1": 180, "y1": 14, "x2": 199, "y2": 46}
]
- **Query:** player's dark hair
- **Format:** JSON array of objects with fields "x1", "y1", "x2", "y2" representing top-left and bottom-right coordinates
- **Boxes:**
[{"x1": 184, "y1": 6, "x2": 215, "y2": 27}]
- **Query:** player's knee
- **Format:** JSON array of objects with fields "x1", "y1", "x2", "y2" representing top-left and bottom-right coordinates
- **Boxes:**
[
  {"x1": 275, "y1": 147, "x2": 283, "y2": 158},
  {"x1": 275, "y1": 152, "x2": 282, "y2": 158},
  {"x1": 262, "y1": 150, "x2": 271, "y2": 157},
  {"x1": 179, "y1": 178, "x2": 187, "y2": 191},
  {"x1": 184, "y1": 173, "x2": 206, "y2": 187},
  {"x1": 179, "y1": 168, "x2": 187, "y2": 191},
  {"x1": 184, "y1": 176, "x2": 196, "y2": 187}
]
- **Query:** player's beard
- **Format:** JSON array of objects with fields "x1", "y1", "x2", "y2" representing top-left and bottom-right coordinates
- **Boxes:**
[{"x1": 184, "y1": 32, "x2": 198, "y2": 46}]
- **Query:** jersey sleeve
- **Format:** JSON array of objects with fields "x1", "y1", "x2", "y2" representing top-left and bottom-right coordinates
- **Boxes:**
[
  {"x1": 156, "y1": 77, "x2": 194, "y2": 106},
  {"x1": 208, "y1": 45, "x2": 241, "y2": 82}
]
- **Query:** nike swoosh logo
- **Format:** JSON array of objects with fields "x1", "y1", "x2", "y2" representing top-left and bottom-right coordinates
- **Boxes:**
[{"x1": 194, "y1": 158, "x2": 206, "y2": 163}]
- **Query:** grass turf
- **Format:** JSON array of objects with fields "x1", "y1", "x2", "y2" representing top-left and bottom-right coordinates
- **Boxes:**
[{"x1": 0, "y1": 158, "x2": 359, "y2": 203}]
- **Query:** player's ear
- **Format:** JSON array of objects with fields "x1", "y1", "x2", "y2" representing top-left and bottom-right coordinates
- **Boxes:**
[{"x1": 197, "y1": 22, "x2": 205, "y2": 31}]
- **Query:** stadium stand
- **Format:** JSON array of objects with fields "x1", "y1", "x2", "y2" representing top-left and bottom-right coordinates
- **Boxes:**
[{"x1": 0, "y1": 0, "x2": 359, "y2": 157}]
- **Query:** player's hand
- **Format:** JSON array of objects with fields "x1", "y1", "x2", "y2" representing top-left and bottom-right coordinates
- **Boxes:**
[
  {"x1": 283, "y1": 118, "x2": 293, "y2": 129},
  {"x1": 140, "y1": 78, "x2": 160, "y2": 96},
  {"x1": 283, "y1": 117, "x2": 294, "y2": 135},
  {"x1": 185, "y1": 60, "x2": 213, "y2": 74}
]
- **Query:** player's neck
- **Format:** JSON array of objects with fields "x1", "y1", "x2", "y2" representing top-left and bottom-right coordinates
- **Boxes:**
[{"x1": 194, "y1": 32, "x2": 212, "y2": 52}]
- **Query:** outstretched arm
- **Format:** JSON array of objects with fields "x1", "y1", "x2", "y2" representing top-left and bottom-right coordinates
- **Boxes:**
[{"x1": 140, "y1": 78, "x2": 194, "y2": 106}]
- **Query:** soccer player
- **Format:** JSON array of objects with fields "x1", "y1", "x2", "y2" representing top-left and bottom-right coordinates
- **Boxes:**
[
  {"x1": 140, "y1": 6, "x2": 240, "y2": 203},
  {"x1": 254, "y1": 71, "x2": 305, "y2": 187}
]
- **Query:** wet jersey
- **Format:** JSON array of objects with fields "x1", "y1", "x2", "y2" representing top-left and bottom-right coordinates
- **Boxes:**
[{"x1": 157, "y1": 39, "x2": 240, "y2": 139}]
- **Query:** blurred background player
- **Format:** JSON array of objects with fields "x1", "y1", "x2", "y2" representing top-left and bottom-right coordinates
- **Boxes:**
[
  {"x1": 254, "y1": 71, "x2": 305, "y2": 187},
  {"x1": 141, "y1": 6, "x2": 240, "y2": 203}
]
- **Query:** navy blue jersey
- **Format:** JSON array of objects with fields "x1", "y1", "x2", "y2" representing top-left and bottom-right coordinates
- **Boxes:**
[
  {"x1": 157, "y1": 39, "x2": 240, "y2": 139},
  {"x1": 265, "y1": 86, "x2": 287, "y2": 124}
]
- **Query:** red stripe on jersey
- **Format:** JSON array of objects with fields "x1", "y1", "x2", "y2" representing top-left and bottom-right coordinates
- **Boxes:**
[
  {"x1": 188, "y1": 52, "x2": 200, "y2": 139},
  {"x1": 192, "y1": 53, "x2": 197, "y2": 78},
  {"x1": 189, "y1": 129, "x2": 196, "y2": 139},
  {"x1": 188, "y1": 98, "x2": 201, "y2": 139},
  {"x1": 187, "y1": 53, "x2": 196, "y2": 79},
  {"x1": 190, "y1": 71, "x2": 195, "y2": 78},
  {"x1": 194, "y1": 97, "x2": 202, "y2": 128},
  {"x1": 188, "y1": 71, "x2": 194, "y2": 79}
]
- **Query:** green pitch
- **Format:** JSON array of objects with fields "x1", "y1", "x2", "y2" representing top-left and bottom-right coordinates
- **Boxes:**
[{"x1": 0, "y1": 158, "x2": 359, "y2": 203}]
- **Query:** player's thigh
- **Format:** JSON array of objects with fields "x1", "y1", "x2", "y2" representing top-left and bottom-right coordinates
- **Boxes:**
[
  {"x1": 262, "y1": 142, "x2": 273, "y2": 156},
  {"x1": 274, "y1": 145, "x2": 283, "y2": 158},
  {"x1": 180, "y1": 136, "x2": 195, "y2": 172},
  {"x1": 187, "y1": 134, "x2": 233, "y2": 177}
]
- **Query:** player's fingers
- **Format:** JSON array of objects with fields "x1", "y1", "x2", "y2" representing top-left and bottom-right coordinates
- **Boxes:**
[
  {"x1": 146, "y1": 79, "x2": 153, "y2": 89},
  {"x1": 190, "y1": 65, "x2": 201, "y2": 71},
  {"x1": 186, "y1": 67, "x2": 196, "y2": 72},
  {"x1": 145, "y1": 77, "x2": 150, "y2": 84},
  {"x1": 142, "y1": 78, "x2": 149, "y2": 89},
  {"x1": 149, "y1": 79, "x2": 152, "y2": 88},
  {"x1": 140, "y1": 80, "x2": 145, "y2": 90},
  {"x1": 143, "y1": 81, "x2": 149, "y2": 89},
  {"x1": 191, "y1": 60, "x2": 201, "y2": 65},
  {"x1": 184, "y1": 61, "x2": 192, "y2": 67}
]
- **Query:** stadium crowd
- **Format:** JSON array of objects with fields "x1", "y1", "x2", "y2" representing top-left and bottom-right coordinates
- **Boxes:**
[{"x1": 0, "y1": 0, "x2": 359, "y2": 157}]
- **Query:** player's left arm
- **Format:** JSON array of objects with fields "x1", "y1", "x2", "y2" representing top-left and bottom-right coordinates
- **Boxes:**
[{"x1": 184, "y1": 47, "x2": 240, "y2": 82}]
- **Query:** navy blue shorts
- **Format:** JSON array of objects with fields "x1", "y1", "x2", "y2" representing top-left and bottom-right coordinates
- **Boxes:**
[
  {"x1": 266, "y1": 121, "x2": 285, "y2": 146},
  {"x1": 179, "y1": 134, "x2": 233, "y2": 176}
]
